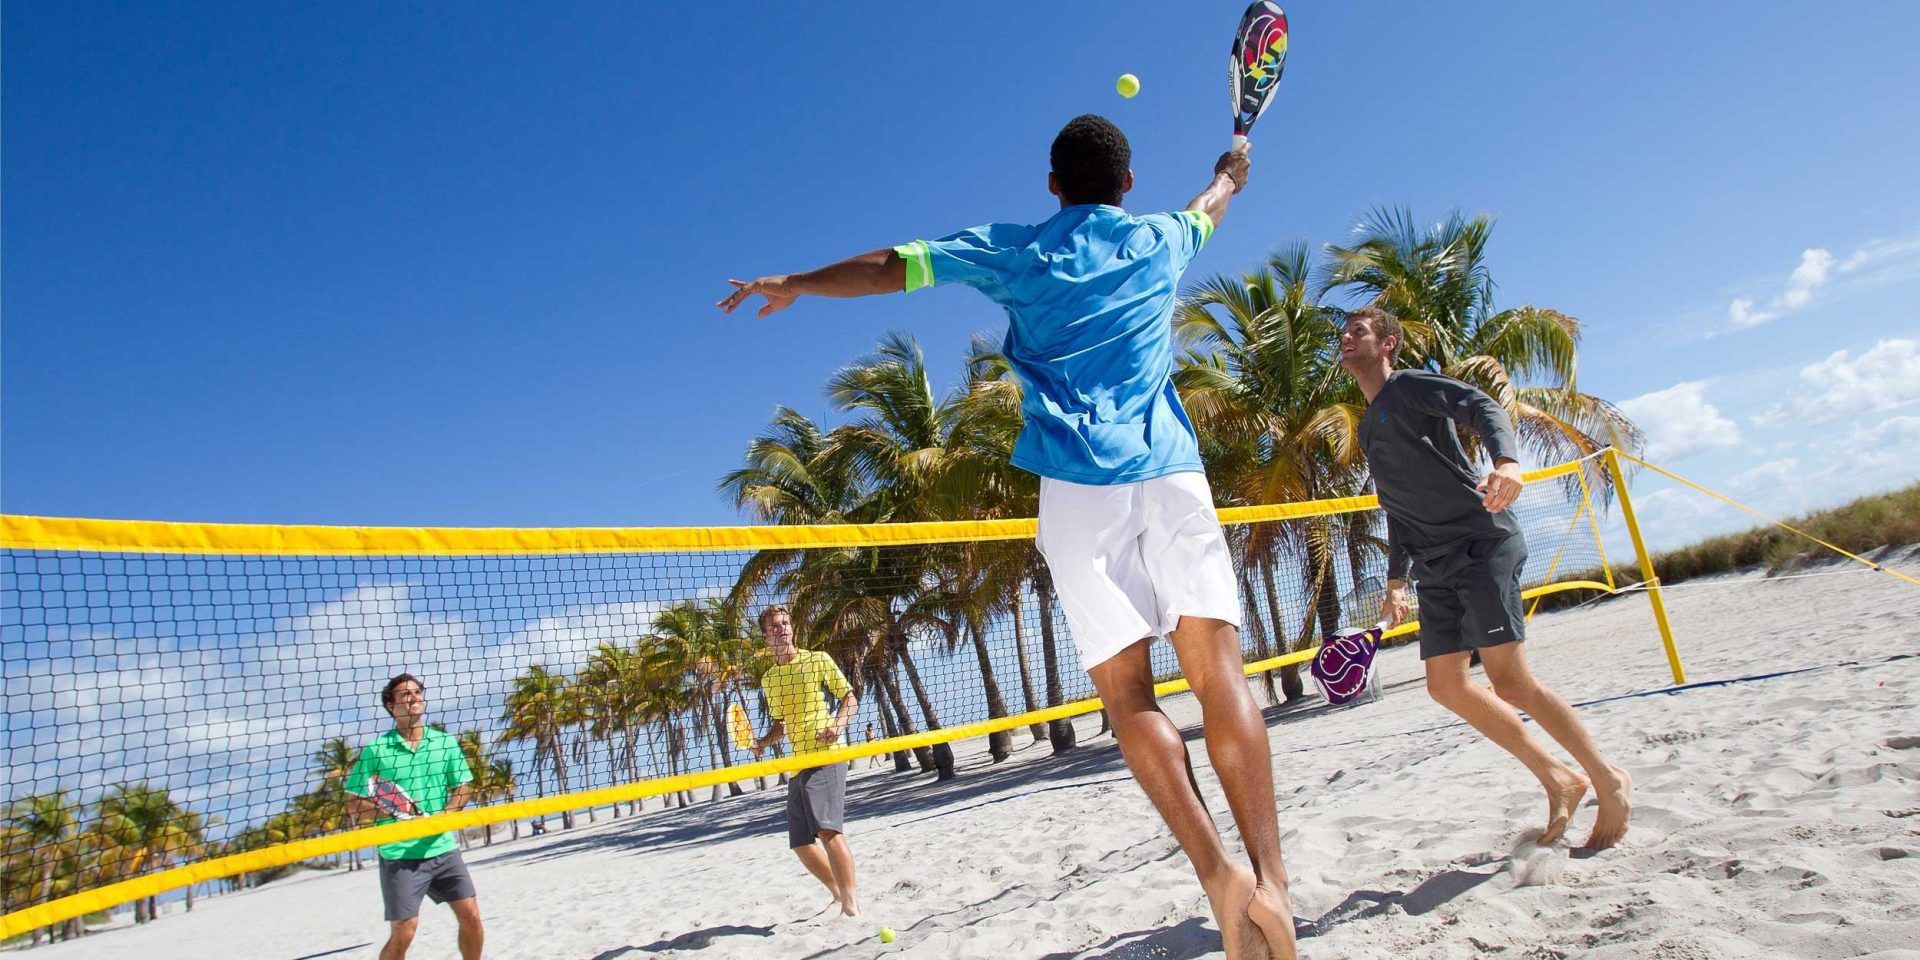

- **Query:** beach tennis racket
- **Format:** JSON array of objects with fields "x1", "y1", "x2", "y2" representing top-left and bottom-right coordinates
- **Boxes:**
[
  {"x1": 357, "y1": 775, "x2": 421, "y2": 820},
  {"x1": 1311, "y1": 621, "x2": 1385, "y2": 707},
  {"x1": 728, "y1": 702, "x2": 756, "y2": 751},
  {"x1": 1228, "y1": 0, "x2": 1290, "y2": 153}
]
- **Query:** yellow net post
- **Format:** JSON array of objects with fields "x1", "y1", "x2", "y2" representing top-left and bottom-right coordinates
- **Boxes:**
[{"x1": 1604, "y1": 447, "x2": 1685, "y2": 684}]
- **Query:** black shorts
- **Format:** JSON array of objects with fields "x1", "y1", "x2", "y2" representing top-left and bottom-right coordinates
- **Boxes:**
[
  {"x1": 787, "y1": 762, "x2": 847, "y2": 848},
  {"x1": 1413, "y1": 534, "x2": 1529, "y2": 660}
]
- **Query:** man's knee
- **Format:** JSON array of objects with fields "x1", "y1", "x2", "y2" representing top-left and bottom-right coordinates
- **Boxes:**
[
  {"x1": 1490, "y1": 674, "x2": 1538, "y2": 710},
  {"x1": 1425, "y1": 671, "x2": 1471, "y2": 708},
  {"x1": 388, "y1": 918, "x2": 420, "y2": 945},
  {"x1": 449, "y1": 898, "x2": 483, "y2": 927}
]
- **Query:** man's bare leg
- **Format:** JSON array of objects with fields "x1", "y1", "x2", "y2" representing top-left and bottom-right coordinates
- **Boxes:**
[
  {"x1": 793, "y1": 841, "x2": 844, "y2": 913},
  {"x1": 1090, "y1": 634, "x2": 1290, "y2": 960},
  {"x1": 448, "y1": 897, "x2": 484, "y2": 960},
  {"x1": 1478, "y1": 643, "x2": 1632, "y2": 849},
  {"x1": 820, "y1": 830, "x2": 859, "y2": 916},
  {"x1": 380, "y1": 917, "x2": 419, "y2": 960},
  {"x1": 1425, "y1": 651, "x2": 1590, "y2": 845},
  {"x1": 1166, "y1": 616, "x2": 1297, "y2": 960}
]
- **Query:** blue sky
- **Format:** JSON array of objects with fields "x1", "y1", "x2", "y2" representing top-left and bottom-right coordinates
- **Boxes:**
[{"x1": 6, "y1": 1, "x2": 1919, "y2": 550}]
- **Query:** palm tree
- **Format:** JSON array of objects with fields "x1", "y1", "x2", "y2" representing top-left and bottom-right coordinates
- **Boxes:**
[
  {"x1": 654, "y1": 599, "x2": 759, "y2": 800},
  {"x1": 1321, "y1": 206, "x2": 1642, "y2": 471},
  {"x1": 633, "y1": 631, "x2": 703, "y2": 807},
  {"x1": 457, "y1": 730, "x2": 516, "y2": 843},
  {"x1": 721, "y1": 404, "x2": 939, "y2": 773},
  {"x1": 821, "y1": 332, "x2": 1019, "y2": 761},
  {"x1": 578, "y1": 643, "x2": 652, "y2": 815},
  {"x1": 500, "y1": 665, "x2": 576, "y2": 830},
  {"x1": 10, "y1": 791, "x2": 79, "y2": 943},
  {"x1": 94, "y1": 783, "x2": 205, "y2": 924},
  {"x1": 312, "y1": 738, "x2": 361, "y2": 869},
  {"x1": 1176, "y1": 244, "x2": 1366, "y2": 699}
]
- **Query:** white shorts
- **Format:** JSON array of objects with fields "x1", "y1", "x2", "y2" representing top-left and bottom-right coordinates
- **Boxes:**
[{"x1": 1036, "y1": 471, "x2": 1243, "y2": 670}]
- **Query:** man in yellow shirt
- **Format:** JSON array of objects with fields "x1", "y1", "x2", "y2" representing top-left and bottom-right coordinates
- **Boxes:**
[{"x1": 752, "y1": 604, "x2": 861, "y2": 917}]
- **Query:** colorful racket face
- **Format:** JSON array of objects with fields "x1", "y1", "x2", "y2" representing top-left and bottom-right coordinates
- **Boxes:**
[
  {"x1": 1229, "y1": 1, "x2": 1290, "y2": 151},
  {"x1": 728, "y1": 702, "x2": 755, "y2": 751},
  {"x1": 367, "y1": 775, "x2": 420, "y2": 819}
]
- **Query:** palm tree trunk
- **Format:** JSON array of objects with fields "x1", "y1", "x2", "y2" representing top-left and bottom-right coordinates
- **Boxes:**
[
  {"x1": 967, "y1": 616, "x2": 1014, "y2": 762},
  {"x1": 1310, "y1": 521, "x2": 1343, "y2": 642},
  {"x1": 892, "y1": 634, "x2": 942, "y2": 729},
  {"x1": 1010, "y1": 591, "x2": 1046, "y2": 741},
  {"x1": 873, "y1": 687, "x2": 914, "y2": 772},
  {"x1": 1238, "y1": 560, "x2": 1280, "y2": 705},
  {"x1": 880, "y1": 665, "x2": 934, "y2": 771},
  {"x1": 1034, "y1": 565, "x2": 1076, "y2": 753},
  {"x1": 1262, "y1": 552, "x2": 1305, "y2": 701}
]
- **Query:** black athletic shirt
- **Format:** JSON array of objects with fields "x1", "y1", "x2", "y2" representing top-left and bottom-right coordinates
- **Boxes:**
[{"x1": 1357, "y1": 370, "x2": 1522, "y2": 581}]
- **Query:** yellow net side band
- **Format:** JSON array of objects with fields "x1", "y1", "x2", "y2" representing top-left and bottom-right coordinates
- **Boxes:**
[
  {"x1": 0, "y1": 461, "x2": 1586, "y2": 556},
  {"x1": 0, "y1": 575, "x2": 1614, "y2": 940}
]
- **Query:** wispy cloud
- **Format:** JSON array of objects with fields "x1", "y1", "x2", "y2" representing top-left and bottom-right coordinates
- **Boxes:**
[{"x1": 1724, "y1": 234, "x2": 1920, "y2": 332}]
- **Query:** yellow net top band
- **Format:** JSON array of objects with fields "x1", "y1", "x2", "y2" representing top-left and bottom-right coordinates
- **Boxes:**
[{"x1": 0, "y1": 461, "x2": 1586, "y2": 556}]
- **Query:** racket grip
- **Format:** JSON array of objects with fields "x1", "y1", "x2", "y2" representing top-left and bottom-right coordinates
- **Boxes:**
[{"x1": 1231, "y1": 134, "x2": 1250, "y2": 154}]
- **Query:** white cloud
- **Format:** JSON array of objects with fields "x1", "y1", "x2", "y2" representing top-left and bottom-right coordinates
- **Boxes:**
[
  {"x1": 1725, "y1": 235, "x2": 1920, "y2": 332},
  {"x1": 1731, "y1": 458, "x2": 1799, "y2": 492},
  {"x1": 1757, "y1": 338, "x2": 1920, "y2": 424},
  {"x1": 1728, "y1": 297, "x2": 1774, "y2": 329},
  {"x1": 1618, "y1": 380, "x2": 1742, "y2": 461},
  {"x1": 1780, "y1": 248, "x2": 1836, "y2": 309}
]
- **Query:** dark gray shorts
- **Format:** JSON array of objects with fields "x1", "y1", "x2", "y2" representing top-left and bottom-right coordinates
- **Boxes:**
[
  {"x1": 1414, "y1": 534, "x2": 1529, "y2": 660},
  {"x1": 379, "y1": 851, "x2": 476, "y2": 922},
  {"x1": 787, "y1": 762, "x2": 847, "y2": 848}
]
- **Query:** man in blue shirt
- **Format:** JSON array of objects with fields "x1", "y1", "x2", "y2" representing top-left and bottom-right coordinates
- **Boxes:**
[{"x1": 719, "y1": 115, "x2": 1295, "y2": 960}]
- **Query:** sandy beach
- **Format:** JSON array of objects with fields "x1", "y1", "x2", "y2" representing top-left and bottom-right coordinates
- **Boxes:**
[{"x1": 31, "y1": 553, "x2": 1920, "y2": 959}]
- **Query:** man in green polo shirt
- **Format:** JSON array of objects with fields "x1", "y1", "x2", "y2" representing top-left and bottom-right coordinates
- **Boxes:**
[
  {"x1": 345, "y1": 673, "x2": 484, "y2": 960},
  {"x1": 751, "y1": 604, "x2": 861, "y2": 918}
]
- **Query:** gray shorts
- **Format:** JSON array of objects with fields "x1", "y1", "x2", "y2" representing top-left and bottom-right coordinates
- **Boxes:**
[
  {"x1": 1414, "y1": 534, "x2": 1529, "y2": 660},
  {"x1": 379, "y1": 851, "x2": 476, "y2": 922},
  {"x1": 787, "y1": 762, "x2": 847, "y2": 848}
]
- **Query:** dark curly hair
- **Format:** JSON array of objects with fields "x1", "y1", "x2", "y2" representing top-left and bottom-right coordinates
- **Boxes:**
[{"x1": 1050, "y1": 114, "x2": 1131, "y2": 206}]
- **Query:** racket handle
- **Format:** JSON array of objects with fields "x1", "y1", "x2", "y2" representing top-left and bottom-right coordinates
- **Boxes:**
[{"x1": 1231, "y1": 134, "x2": 1250, "y2": 154}]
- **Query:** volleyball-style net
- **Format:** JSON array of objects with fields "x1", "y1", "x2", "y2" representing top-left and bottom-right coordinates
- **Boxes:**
[{"x1": 1, "y1": 454, "x2": 1650, "y2": 938}]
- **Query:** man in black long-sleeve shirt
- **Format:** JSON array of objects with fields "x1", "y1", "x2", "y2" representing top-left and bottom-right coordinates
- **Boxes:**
[{"x1": 1340, "y1": 306, "x2": 1631, "y2": 851}]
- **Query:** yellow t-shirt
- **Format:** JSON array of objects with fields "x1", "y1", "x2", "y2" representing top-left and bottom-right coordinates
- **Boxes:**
[{"x1": 762, "y1": 649, "x2": 852, "y2": 756}]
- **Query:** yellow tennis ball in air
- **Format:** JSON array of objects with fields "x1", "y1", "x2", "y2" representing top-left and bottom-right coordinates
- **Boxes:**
[
  {"x1": 1116, "y1": 73, "x2": 1140, "y2": 98},
  {"x1": 879, "y1": 926, "x2": 897, "y2": 943}
]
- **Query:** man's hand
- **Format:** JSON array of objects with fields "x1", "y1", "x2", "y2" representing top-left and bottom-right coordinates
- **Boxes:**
[
  {"x1": 1214, "y1": 151, "x2": 1250, "y2": 193},
  {"x1": 1379, "y1": 581, "x2": 1410, "y2": 629},
  {"x1": 1477, "y1": 460, "x2": 1524, "y2": 512},
  {"x1": 815, "y1": 724, "x2": 842, "y2": 747},
  {"x1": 718, "y1": 276, "x2": 798, "y2": 318}
]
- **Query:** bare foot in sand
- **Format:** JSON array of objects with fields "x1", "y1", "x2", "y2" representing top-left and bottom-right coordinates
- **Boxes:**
[
  {"x1": 1537, "y1": 768, "x2": 1590, "y2": 846},
  {"x1": 838, "y1": 891, "x2": 861, "y2": 918},
  {"x1": 1585, "y1": 765, "x2": 1632, "y2": 850},
  {"x1": 1202, "y1": 865, "x2": 1270, "y2": 960},
  {"x1": 1246, "y1": 877, "x2": 1299, "y2": 960}
]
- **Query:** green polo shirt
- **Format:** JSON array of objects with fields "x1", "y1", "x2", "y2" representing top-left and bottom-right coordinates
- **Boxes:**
[{"x1": 344, "y1": 726, "x2": 473, "y2": 860}]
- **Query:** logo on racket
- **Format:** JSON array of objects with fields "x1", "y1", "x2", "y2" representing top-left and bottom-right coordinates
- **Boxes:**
[
  {"x1": 1228, "y1": 1, "x2": 1290, "y2": 151},
  {"x1": 1311, "y1": 623, "x2": 1383, "y2": 707},
  {"x1": 353, "y1": 774, "x2": 421, "y2": 820}
]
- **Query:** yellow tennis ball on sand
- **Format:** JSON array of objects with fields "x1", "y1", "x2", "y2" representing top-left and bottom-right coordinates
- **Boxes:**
[
  {"x1": 879, "y1": 926, "x2": 897, "y2": 943},
  {"x1": 1116, "y1": 73, "x2": 1140, "y2": 98}
]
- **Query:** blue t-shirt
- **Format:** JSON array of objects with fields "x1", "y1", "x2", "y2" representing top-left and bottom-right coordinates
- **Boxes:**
[{"x1": 896, "y1": 205, "x2": 1214, "y2": 485}]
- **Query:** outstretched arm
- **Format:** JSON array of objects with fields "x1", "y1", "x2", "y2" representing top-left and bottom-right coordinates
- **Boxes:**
[
  {"x1": 717, "y1": 248, "x2": 907, "y2": 318},
  {"x1": 1185, "y1": 151, "x2": 1251, "y2": 228}
]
